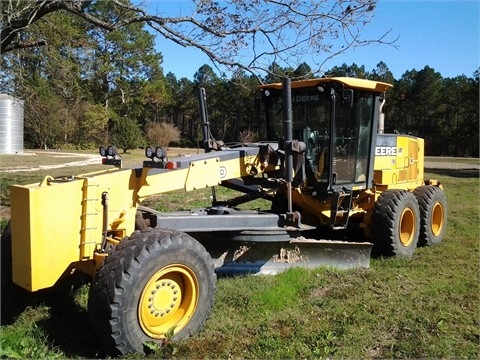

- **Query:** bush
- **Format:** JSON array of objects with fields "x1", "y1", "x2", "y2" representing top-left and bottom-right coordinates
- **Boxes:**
[{"x1": 146, "y1": 122, "x2": 181, "y2": 148}]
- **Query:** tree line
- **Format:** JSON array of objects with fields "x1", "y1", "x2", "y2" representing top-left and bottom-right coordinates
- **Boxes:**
[{"x1": 1, "y1": 3, "x2": 478, "y2": 157}]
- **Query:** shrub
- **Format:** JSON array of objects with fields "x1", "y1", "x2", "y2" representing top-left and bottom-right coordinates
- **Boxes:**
[{"x1": 146, "y1": 122, "x2": 181, "y2": 148}]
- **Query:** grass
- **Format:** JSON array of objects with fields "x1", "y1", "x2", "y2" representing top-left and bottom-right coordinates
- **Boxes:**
[
  {"x1": 1, "y1": 152, "x2": 479, "y2": 359},
  {"x1": 0, "y1": 306, "x2": 63, "y2": 359}
]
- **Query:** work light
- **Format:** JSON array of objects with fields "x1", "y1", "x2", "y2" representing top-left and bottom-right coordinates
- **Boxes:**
[
  {"x1": 155, "y1": 147, "x2": 166, "y2": 160},
  {"x1": 145, "y1": 146, "x2": 155, "y2": 159},
  {"x1": 107, "y1": 145, "x2": 118, "y2": 157}
]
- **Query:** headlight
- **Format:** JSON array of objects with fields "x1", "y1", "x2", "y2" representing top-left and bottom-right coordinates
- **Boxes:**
[
  {"x1": 155, "y1": 147, "x2": 166, "y2": 159},
  {"x1": 145, "y1": 146, "x2": 153, "y2": 159},
  {"x1": 107, "y1": 145, "x2": 118, "y2": 157}
]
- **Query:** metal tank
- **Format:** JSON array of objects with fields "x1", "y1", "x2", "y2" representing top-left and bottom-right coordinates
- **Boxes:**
[{"x1": 0, "y1": 94, "x2": 24, "y2": 154}]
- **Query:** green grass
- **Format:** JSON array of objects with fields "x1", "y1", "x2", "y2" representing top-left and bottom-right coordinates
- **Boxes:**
[
  {"x1": 0, "y1": 306, "x2": 63, "y2": 359},
  {"x1": 1, "y1": 156, "x2": 479, "y2": 359},
  {"x1": 144, "y1": 186, "x2": 270, "y2": 213},
  {"x1": 181, "y1": 171, "x2": 479, "y2": 358}
]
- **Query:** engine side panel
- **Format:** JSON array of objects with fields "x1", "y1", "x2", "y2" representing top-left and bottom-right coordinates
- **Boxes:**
[{"x1": 373, "y1": 134, "x2": 424, "y2": 189}]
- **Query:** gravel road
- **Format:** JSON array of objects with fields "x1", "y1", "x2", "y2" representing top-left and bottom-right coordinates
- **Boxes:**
[
  {"x1": 424, "y1": 161, "x2": 480, "y2": 170},
  {"x1": 0, "y1": 152, "x2": 98, "y2": 173}
]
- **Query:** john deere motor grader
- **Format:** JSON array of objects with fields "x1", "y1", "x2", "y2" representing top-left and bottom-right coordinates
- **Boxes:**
[{"x1": 5, "y1": 77, "x2": 447, "y2": 355}]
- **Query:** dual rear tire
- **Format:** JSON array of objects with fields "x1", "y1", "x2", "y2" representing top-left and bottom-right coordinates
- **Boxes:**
[
  {"x1": 414, "y1": 186, "x2": 448, "y2": 246},
  {"x1": 372, "y1": 186, "x2": 447, "y2": 257}
]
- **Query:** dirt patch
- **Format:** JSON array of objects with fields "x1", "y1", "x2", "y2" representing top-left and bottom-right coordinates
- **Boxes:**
[
  {"x1": 425, "y1": 161, "x2": 479, "y2": 170},
  {"x1": 0, "y1": 152, "x2": 98, "y2": 173}
]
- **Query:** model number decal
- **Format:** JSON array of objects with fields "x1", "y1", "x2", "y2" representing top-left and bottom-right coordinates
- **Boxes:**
[{"x1": 375, "y1": 146, "x2": 397, "y2": 156}]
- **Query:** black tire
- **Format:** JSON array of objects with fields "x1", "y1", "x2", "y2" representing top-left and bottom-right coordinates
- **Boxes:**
[
  {"x1": 88, "y1": 228, "x2": 216, "y2": 356},
  {"x1": 414, "y1": 186, "x2": 447, "y2": 246},
  {"x1": 372, "y1": 190, "x2": 420, "y2": 257}
]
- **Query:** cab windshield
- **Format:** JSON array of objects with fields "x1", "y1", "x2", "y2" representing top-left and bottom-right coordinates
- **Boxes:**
[{"x1": 264, "y1": 85, "x2": 376, "y2": 188}]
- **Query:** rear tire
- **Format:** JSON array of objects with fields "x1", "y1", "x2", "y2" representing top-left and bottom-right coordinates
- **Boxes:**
[
  {"x1": 88, "y1": 229, "x2": 216, "y2": 356},
  {"x1": 372, "y1": 190, "x2": 420, "y2": 257},
  {"x1": 414, "y1": 186, "x2": 447, "y2": 246}
]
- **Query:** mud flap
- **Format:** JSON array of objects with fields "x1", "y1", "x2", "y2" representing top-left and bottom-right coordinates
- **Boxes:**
[{"x1": 212, "y1": 238, "x2": 372, "y2": 275}]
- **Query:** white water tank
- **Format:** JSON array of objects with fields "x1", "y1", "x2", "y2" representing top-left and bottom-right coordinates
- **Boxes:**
[{"x1": 0, "y1": 94, "x2": 24, "y2": 154}]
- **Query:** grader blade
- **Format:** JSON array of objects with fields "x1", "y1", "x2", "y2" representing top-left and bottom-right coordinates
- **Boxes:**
[{"x1": 212, "y1": 238, "x2": 372, "y2": 275}]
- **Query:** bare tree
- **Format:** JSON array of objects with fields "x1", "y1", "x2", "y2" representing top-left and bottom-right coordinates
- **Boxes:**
[{"x1": 1, "y1": 0, "x2": 396, "y2": 79}]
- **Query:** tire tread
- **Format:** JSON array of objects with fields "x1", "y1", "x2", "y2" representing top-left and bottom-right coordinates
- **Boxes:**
[{"x1": 88, "y1": 228, "x2": 216, "y2": 355}]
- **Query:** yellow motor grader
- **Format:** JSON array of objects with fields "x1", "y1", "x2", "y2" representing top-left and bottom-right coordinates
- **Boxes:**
[{"x1": 4, "y1": 77, "x2": 447, "y2": 355}]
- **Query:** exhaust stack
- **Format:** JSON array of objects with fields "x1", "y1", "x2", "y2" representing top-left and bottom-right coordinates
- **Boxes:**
[{"x1": 377, "y1": 97, "x2": 386, "y2": 134}]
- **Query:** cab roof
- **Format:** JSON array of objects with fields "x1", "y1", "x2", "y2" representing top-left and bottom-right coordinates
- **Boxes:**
[{"x1": 258, "y1": 77, "x2": 392, "y2": 92}]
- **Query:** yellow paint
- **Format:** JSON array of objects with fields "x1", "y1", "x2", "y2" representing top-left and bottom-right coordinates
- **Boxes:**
[
  {"x1": 289, "y1": 134, "x2": 426, "y2": 230},
  {"x1": 9, "y1": 77, "x2": 433, "y2": 293},
  {"x1": 10, "y1": 168, "x2": 137, "y2": 291},
  {"x1": 399, "y1": 207, "x2": 415, "y2": 247},
  {"x1": 373, "y1": 135, "x2": 424, "y2": 190},
  {"x1": 11, "y1": 179, "x2": 84, "y2": 291},
  {"x1": 185, "y1": 158, "x2": 222, "y2": 191},
  {"x1": 9, "y1": 150, "x2": 266, "y2": 291},
  {"x1": 258, "y1": 77, "x2": 392, "y2": 92},
  {"x1": 138, "y1": 264, "x2": 198, "y2": 338},
  {"x1": 431, "y1": 201, "x2": 445, "y2": 236}
]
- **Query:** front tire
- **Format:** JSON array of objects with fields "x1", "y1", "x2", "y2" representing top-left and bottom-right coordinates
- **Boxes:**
[
  {"x1": 372, "y1": 190, "x2": 420, "y2": 257},
  {"x1": 88, "y1": 229, "x2": 216, "y2": 356},
  {"x1": 414, "y1": 186, "x2": 447, "y2": 246}
]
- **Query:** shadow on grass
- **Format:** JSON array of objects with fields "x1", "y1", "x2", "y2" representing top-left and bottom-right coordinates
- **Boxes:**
[
  {"x1": 425, "y1": 167, "x2": 479, "y2": 178},
  {"x1": 1, "y1": 274, "x2": 101, "y2": 358},
  {"x1": 1, "y1": 222, "x2": 101, "y2": 358},
  {"x1": 37, "y1": 277, "x2": 101, "y2": 358}
]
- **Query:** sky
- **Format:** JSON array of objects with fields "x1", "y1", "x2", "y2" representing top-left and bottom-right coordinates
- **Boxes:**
[{"x1": 152, "y1": 0, "x2": 479, "y2": 80}]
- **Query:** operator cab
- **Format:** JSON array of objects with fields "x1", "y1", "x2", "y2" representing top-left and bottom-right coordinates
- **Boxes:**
[{"x1": 259, "y1": 77, "x2": 391, "y2": 196}]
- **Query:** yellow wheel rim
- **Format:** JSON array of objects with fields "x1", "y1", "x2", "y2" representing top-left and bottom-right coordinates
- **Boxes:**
[
  {"x1": 138, "y1": 265, "x2": 198, "y2": 338},
  {"x1": 431, "y1": 201, "x2": 444, "y2": 237},
  {"x1": 399, "y1": 207, "x2": 415, "y2": 247}
]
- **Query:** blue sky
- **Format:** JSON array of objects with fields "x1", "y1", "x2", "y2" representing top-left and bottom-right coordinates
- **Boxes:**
[{"x1": 153, "y1": 0, "x2": 479, "y2": 80}]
